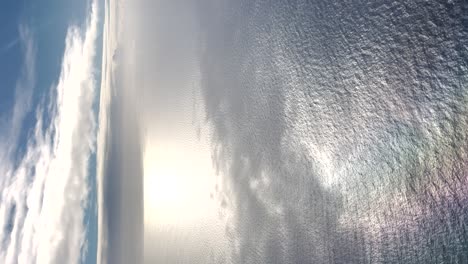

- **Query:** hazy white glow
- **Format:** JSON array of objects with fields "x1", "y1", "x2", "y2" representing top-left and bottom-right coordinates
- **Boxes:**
[{"x1": 144, "y1": 136, "x2": 217, "y2": 227}]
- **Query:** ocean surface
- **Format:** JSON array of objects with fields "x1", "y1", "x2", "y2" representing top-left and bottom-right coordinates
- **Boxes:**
[{"x1": 105, "y1": 0, "x2": 468, "y2": 263}]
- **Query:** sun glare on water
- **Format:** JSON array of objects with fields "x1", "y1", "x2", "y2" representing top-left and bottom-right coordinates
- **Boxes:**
[{"x1": 143, "y1": 136, "x2": 219, "y2": 228}]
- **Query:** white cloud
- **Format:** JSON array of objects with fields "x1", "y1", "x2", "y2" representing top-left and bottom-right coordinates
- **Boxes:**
[{"x1": 0, "y1": 1, "x2": 99, "y2": 264}]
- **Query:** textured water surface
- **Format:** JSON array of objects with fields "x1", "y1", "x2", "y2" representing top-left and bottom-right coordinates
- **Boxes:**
[
  {"x1": 107, "y1": 0, "x2": 468, "y2": 263},
  {"x1": 195, "y1": 1, "x2": 468, "y2": 263}
]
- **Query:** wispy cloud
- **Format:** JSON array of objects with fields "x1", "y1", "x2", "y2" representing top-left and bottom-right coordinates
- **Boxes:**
[
  {"x1": 0, "y1": 25, "x2": 35, "y2": 164},
  {"x1": 0, "y1": 1, "x2": 99, "y2": 264}
]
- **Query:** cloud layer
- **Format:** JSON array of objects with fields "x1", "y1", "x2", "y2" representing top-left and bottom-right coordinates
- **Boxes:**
[{"x1": 0, "y1": 1, "x2": 99, "y2": 263}]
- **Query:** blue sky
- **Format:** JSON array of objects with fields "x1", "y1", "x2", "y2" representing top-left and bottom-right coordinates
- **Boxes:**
[
  {"x1": 0, "y1": 0, "x2": 25, "y2": 117},
  {"x1": 0, "y1": 1, "x2": 102, "y2": 263}
]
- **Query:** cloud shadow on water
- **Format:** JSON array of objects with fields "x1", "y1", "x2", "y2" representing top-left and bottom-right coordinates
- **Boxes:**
[{"x1": 196, "y1": 0, "x2": 468, "y2": 263}]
